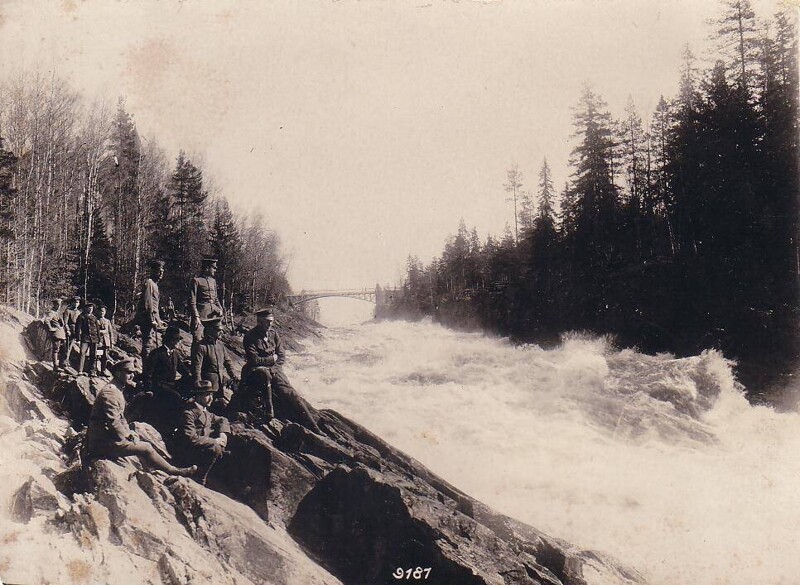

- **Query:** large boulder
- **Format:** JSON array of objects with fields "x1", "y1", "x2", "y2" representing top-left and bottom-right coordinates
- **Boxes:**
[{"x1": 289, "y1": 465, "x2": 564, "y2": 585}]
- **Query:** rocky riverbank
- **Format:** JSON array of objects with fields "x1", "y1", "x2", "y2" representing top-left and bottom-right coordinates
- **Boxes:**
[{"x1": 0, "y1": 305, "x2": 645, "y2": 585}]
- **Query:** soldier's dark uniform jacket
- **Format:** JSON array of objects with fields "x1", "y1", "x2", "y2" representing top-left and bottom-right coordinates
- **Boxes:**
[
  {"x1": 189, "y1": 276, "x2": 223, "y2": 321},
  {"x1": 176, "y1": 402, "x2": 230, "y2": 461},
  {"x1": 192, "y1": 338, "x2": 235, "y2": 393},
  {"x1": 242, "y1": 326, "x2": 285, "y2": 380},
  {"x1": 75, "y1": 312, "x2": 101, "y2": 344},
  {"x1": 85, "y1": 382, "x2": 134, "y2": 457},
  {"x1": 144, "y1": 345, "x2": 190, "y2": 394}
]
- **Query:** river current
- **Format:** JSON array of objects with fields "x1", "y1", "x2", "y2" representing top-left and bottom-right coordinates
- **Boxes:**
[{"x1": 288, "y1": 305, "x2": 800, "y2": 585}]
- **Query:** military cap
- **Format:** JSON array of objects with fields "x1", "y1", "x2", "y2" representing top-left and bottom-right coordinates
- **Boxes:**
[
  {"x1": 201, "y1": 255, "x2": 218, "y2": 264},
  {"x1": 255, "y1": 307, "x2": 275, "y2": 318},
  {"x1": 73, "y1": 295, "x2": 82, "y2": 302},
  {"x1": 83, "y1": 302, "x2": 95, "y2": 310},
  {"x1": 202, "y1": 316, "x2": 222, "y2": 328},
  {"x1": 149, "y1": 259, "x2": 165, "y2": 270},
  {"x1": 192, "y1": 379, "x2": 215, "y2": 394},
  {"x1": 111, "y1": 358, "x2": 137, "y2": 375}
]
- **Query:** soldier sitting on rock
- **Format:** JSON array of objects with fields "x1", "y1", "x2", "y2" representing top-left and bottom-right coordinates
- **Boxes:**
[
  {"x1": 44, "y1": 298, "x2": 67, "y2": 370},
  {"x1": 84, "y1": 358, "x2": 196, "y2": 477},
  {"x1": 240, "y1": 307, "x2": 322, "y2": 434},
  {"x1": 142, "y1": 324, "x2": 191, "y2": 432},
  {"x1": 174, "y1": 380, "x2": 231, "y2": 484},
  {"x1": 192, "y1": 317, "x2": 238, "y2": 412}
]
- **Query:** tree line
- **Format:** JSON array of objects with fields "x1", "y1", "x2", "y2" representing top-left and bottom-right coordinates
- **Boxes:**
[
  {"x1": 384, "y1": 2, "x2": 798, "y2": 391},
  {"x1": 0, "y1": 72, "x2": 291, "y2": 321}
]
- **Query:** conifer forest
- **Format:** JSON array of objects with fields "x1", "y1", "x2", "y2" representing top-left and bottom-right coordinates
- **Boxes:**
[{"x1": 383, "y1": 3, "x2": 799, "y2": 395}]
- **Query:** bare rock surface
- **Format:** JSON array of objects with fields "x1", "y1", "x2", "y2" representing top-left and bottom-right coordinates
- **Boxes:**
[{"x1": 2, "y1": 306, "x2": 646, "y2": 585}]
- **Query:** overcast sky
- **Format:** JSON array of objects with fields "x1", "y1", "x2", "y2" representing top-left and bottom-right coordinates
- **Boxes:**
[{"x1": 0, "y1": 0, "x2": 788, "y2": 290}]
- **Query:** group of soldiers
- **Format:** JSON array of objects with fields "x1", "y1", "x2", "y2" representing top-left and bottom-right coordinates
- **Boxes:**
[{"x1": 43, "y1": 255, "x2": 321, "y2": 481}]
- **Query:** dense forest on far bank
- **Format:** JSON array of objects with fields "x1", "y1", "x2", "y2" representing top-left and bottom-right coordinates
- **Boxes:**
[
  {"x1": 383, "y1": 2, "x2": 799, "y2": 396},
  {"x1": 0, "y1": 77, "x2": 291, "y2": 321}
]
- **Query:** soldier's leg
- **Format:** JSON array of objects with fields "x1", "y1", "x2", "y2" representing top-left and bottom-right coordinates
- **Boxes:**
[
  {"x1": 114, "y1": 441, "x2": 196, "y2": 476},
  {"x1": 246, "y1": 367, "x2": 274, "y2": 419},
  {"x1": 140, "y1": 324, "x2": 153, "y2": 361},
  {"x1": 50, "y1": 338, "x2": 61, "y2": 369},
  {"x1": 88, "y1": 343, "x2": 98, "y2": 376},
  {"x1": 78, "y1": 341, "x2": 89, "y2": 373},
  {"x1": 271, "y1": 369, "x2": 322, "y2": 433}
]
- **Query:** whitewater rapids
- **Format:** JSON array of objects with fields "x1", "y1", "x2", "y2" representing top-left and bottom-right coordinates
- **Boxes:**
[{"x1": 290, "y1": 316, "x2": 800, "y2": 585}]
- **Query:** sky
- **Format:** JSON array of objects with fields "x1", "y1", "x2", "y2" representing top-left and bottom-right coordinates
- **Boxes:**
[{"x1": 0, "y1": 0, "x2": 791, "y2": 291}]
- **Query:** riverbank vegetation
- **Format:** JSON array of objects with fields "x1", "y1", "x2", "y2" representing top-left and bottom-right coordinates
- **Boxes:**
[
  {"x1": 0, "y1": 78, "x2": 290, "y2": 320},
  {"x1": 384, "y1": 2, "x2": 798, "y2": 393}
]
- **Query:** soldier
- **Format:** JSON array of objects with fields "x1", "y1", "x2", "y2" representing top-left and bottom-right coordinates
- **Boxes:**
[
  {"x1": 137, "y1": 260, "x2": 166, "y2": 361},
  {"x1": 192, "y1": 317, "x2": 237, "y2": 409},
  {"x1": 142, "y1": 325, "x2": 191, "y2": 431},
  {"x1": 76, "y1": 302, "x2": 101, "y2": 376},
  {"x1": 242, "y1": 307, "x2": 322, "y2": 433},
  {"x1": 189, "y1": 255, "x2": 224, "y2": 345},
  {"x1": 44, "y1": 298, "x2": 67, "y2": 370},
  {"x1": 84, "y1": 358, "x2": 196, "y2": 477},
  {"x1": 63, "y1": 296, "x2": 82, "y2": 365},
  {"x1": 96, "y1": 305, "x2": 115, "y2": 376},
  {"x1": 175, "y1": 380, "x2": 231, "y2": 483}
]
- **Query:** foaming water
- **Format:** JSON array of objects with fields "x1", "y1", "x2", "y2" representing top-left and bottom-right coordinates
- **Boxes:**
[{"x1": 289, "y1": 319, "x2": 800, "y2": 585}]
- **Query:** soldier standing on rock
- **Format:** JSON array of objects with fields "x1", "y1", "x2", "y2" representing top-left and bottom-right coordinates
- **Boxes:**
[
  {"x1": 76, "y1": 302, "x2": 101, "y2": 377},
  {"x1": 137, "y1": 260, "x2": 166, "y2": 362},
  {"x1": 175, "y1": 380, "x2": 231, "y2": 484},
  {"x1": 189, "y1": 256, "x2": 224, "y2": 346},
  {"x1": 63, "y1": 296, "x2": 82, "y2": 366},
  {"x1": 242, "y1": 307, "x2": 322, "y2": 434},
  {"x1": 96, "y1": 305, "x2": 115, "y2": 377},
  {"x1": 84, "y1": 358, "x2": 197, "y2": 477},
  {"x1": 44, "y1": 298, "x2": 67, "y2": 370},
  {"x1": 192, "y1": 317, "x2": 237, "y2": 411}
]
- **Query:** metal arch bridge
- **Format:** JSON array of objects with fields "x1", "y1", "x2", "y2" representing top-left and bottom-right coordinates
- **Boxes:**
[{"x1": 287, "y1": 288, "x2": 400, "y2": 305}]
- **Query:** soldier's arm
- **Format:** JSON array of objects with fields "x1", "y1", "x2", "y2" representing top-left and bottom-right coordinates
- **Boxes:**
[
  {"x1": 179, "y1": 409, "x2": 217, "y2": 448},
  {"x1": 244, "y1": 333, "x2": 273, "y2": 367},
  {"x1": 189, "y1": 278, "x2": 199, "y2": 319},
  {"x1": 223, "y1": 347, "x2": 236, "y2": 379},
  {"x1": 192, "y1": 346, "x2": 204, "y2": 383},
  {"x1": 212, "y1": 413, "x2": 231, "y2": 436},
  {"x1": 100, "y1": 391, "x2": 134, "y2": 442},
  {"x1": 274, "y1": 331, "x2": 286, "y2": 366}
]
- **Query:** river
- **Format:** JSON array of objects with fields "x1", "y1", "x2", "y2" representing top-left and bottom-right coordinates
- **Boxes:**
[{"x1": 286, "y1": 299, "x2": 800, "y2": 585}]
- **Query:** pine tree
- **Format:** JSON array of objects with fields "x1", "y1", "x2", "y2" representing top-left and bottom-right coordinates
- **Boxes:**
[
  {"x1": 209, "y1": 198, "x2": 243, "y2": 312},
  {"x1": 503, "y1": 165, "x2": 524, "y2": 241}
]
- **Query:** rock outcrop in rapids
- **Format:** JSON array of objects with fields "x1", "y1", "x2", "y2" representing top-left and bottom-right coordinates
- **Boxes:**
[{"x1": 0, "y1": 309, "x2": 646, "y2": 585}]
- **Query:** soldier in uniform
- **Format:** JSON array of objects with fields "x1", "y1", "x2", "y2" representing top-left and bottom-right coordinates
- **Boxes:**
[
  {"x1": 137, "y1": 260, "x2": 166, "y2": 362},
  {"x1": 84, "y1": 358, "x2": 196, "y2": 477},
  {"x1": 76, "y1": 302, "x2": 101, "y2": 376},
  {"x1": 242, "y1": 307, "x2": 322, "y2": 433},
  {"x1": 142, "y1": 325, "x2": 191, "y2": 431},
  {"x1": 96, "y1": 305, "x2": 115, "y2": 376},
  {"x1": 44, "y1": 298, "x2": 67, "y2": 369},
  {"x1": 189, "y1": 256, "x2": 224, "y2": 345},
  {"x1": 63, "y1": 296, "x2": 82, "y2": 365},
  {"x1": 192, "y1": 317, "x2": 237, "y2": 410},
  {"x1": 174, "y1": 380, "x2": 231, "y2": 483}
]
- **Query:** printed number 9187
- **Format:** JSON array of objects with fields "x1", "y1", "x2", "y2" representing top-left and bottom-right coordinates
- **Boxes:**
[{"x1": 393, "y1": 567, "x2": 432, "y2": 580}]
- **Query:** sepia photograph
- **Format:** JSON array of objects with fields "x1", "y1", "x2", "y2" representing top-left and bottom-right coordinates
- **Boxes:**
[{"x1": 0, "y1": 1, "x2": 798, "y2": 584}]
